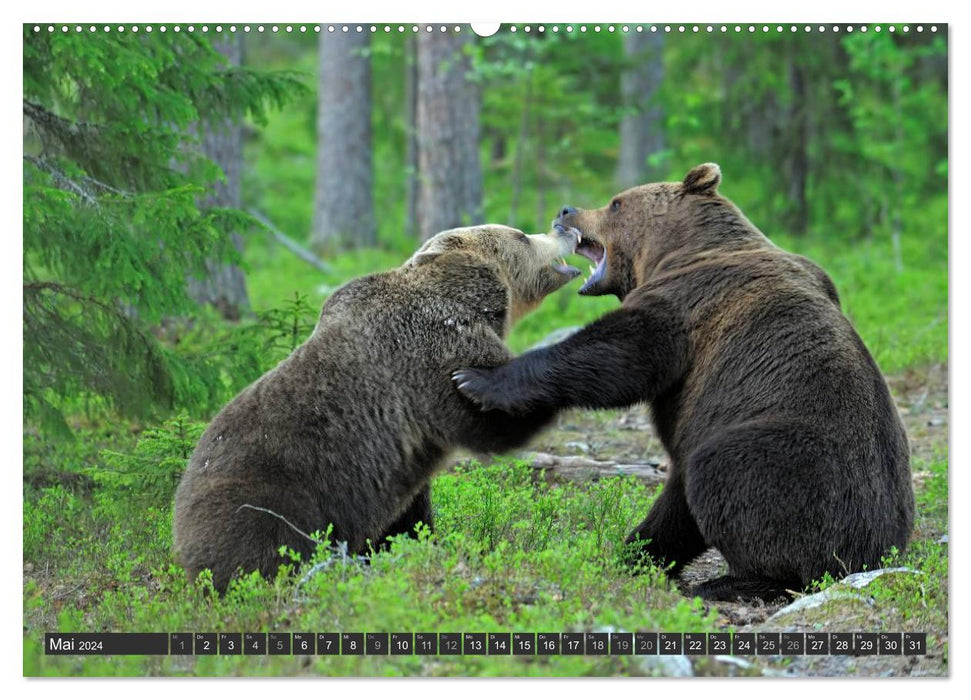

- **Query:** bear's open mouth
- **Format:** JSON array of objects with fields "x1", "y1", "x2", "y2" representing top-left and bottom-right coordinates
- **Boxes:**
[
  {"x1": 551, "y1": 260, "x2": 582, "y2": 279},
  {"x1": 573, "y1": 231, "x2": 606, "y2": 294},
  {"x1": 548, "y1": 223, "x2": 582, "y2": 280}
]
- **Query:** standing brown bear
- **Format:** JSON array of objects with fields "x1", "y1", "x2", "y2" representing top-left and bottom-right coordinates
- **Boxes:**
[
  {"x1": 455, "y1": 164, "x2": 914, "y2": 601},
  {"x1": 174, "y1": 224, "x2": 580, "y2": 592}
]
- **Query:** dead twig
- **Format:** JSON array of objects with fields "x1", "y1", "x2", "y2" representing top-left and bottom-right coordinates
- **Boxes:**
[{"x1": 235, "y1": 503, "x2": 319, "y2": 544}]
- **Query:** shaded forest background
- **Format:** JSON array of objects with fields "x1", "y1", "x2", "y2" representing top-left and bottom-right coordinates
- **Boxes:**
[{"x1": 23, "y1": 23, "x2": 947, "y2": 436}]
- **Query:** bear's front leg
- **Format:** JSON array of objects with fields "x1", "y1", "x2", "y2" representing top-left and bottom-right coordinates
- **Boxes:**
[
  {"x1": 624, "y1": 468, "x2": 707, "y2": 576},
  {"x1": 454, "y1": 299, "x2": 687, "y2": 414},
  {"x1": 452, "y1": 351, "x2": 554, "y2": 415}
]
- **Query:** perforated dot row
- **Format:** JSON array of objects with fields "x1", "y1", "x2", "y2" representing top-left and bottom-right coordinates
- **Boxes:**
[
  {"x1": 29, "y1": 24, "x2": 940, "y2": 35},
  {"x1": 29, "y1": 24, "x2": 464, "y2": 34},
  {"x1": 509, "y1": 24, "x2": 938, "y2": 34}
]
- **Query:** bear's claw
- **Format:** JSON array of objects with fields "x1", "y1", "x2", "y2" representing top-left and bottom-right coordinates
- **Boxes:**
[
  {"x1": 452, "y1": 368, "x2": 497, "y2": 410},
  {"x1": 453, "y1": 366, "x2": 534, "y2": 414}
]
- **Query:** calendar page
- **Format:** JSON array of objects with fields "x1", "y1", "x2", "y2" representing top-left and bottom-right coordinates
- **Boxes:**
[{"x1": 21, "y1": 13, "x2": 949, "y2": 681}]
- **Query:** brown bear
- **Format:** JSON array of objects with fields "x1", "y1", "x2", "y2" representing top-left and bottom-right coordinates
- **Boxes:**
[
  {"x1": 173, "y1": 224, "x2": 581, "y2": 592},
  {"x1": 454, "y1": 164, "x2": 914, "y2": 601}
]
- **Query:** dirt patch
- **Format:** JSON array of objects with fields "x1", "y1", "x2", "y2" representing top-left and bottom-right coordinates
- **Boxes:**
[{"x1": 889, "y1": 363, "x2": 949, "y2": 465}]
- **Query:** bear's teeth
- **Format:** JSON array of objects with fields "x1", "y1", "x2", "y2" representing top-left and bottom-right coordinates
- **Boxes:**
[
  {"x1": 576, "y1": 232, "x2": 582, "y2": 245},
  {"x1": 589, "y1": 265, "x2": 595, "y2": 275}
]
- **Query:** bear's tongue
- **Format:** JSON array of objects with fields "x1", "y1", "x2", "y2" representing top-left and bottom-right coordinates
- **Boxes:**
[
  {"x1": 579, "y1": 254, "x2": 606, "y2": 294},
  {"x1": 575, "y1": 236, "x2": 606, "y2": 294}
]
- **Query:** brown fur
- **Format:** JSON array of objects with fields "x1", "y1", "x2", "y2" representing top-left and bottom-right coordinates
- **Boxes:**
[
  {"x1": 454, "y1": 165, "x2": 914, "y2": 600},
  {"x1": 173, "y1": 225, "x2": 579, "y2": 592}
]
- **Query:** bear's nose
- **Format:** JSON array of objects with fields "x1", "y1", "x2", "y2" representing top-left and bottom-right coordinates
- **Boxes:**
[{"x1": 559, "y1": 206, "x2": 577, "y2": 219}]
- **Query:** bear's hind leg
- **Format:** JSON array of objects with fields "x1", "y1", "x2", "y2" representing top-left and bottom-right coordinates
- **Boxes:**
[
  {"x1": 683, "y1": 422, "x2": 848, "y2": 599},
  {"x1": 378, "y1": 485, "x2": 433, "y2": 544},
  {"x1": 176, "y1": 480, "x2": 319, "y2": 594},
  {"x1": 624, "y1": 469, "x2": 707, "y2": 576}
]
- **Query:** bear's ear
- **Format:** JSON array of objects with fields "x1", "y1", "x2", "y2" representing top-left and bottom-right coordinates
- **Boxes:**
[
  {"x1": 682, "y1": 163, "x2": 721, "y2": 195},
  {"x1": 406, "y1": 232, "x2": 467, "y2": 267},
  {"x1": 407, "y1": 250, "x2": 441, "y2": 267}
]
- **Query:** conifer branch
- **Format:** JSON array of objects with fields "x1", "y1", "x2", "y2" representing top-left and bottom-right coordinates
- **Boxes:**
[
  {"x1": 24, "y1": 155, "x2": 133, "y2": 202},
  {"x1": 23, "y1": 155, "x2": 97, "y2": 205}
]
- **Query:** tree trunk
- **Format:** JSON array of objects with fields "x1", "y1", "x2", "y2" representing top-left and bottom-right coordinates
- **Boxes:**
[
  {"x1": 784, "y1": 55, "x2": 809, "y2": 237},
  {"x1": 416, "y1": 31, "x2": 482, "y2": 240},
  {"x1": 188, "y1": 34, "x2": 249, "y2": 321},
  {"x1": 536, "y1": 109, "x2": 549, "y2": 233},
  {"x1": 616, "y1": 31, "x2": 665, "y2": 188},
  {"x1": 312, "y1": 31, "x2": 376, "y2": 252},
  {"x1": 509, "y1": 69, "x2": 534, "y2": 226},
  {"x1": 404, "y1": 34, "x2": 419, "y2": 240}
]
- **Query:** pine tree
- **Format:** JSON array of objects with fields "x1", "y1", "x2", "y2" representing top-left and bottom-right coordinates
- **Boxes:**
[
  {"x1": 311, "y1": 30, "x2": 376, "y2": 251},
  {"x1": 617, "y1": 31, "x2": 665, "y2": 188},
  {"x1": 186, "y1": 33, "x2": 252, "y2": 320},
  {"x1": 23, "y1": 27, "x2": 305, "y2": 434},
  {"x1": 416, "y1": 31, "x2": 482, "y2": 240}
]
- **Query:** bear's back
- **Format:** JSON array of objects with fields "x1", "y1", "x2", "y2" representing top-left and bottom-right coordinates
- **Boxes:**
[{"x1": 649, "y1": 248, "x2": 907, "y2": 478}]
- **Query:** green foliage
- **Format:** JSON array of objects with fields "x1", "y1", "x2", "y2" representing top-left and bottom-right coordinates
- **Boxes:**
[
  {"x1": 90, "y1": 413, "x2": 205, "y2": 519},
  {"x1": 473, "y1": 31, "x2": 625, "y2": 231},
  {"x1": 853, "y1": 537, "x2": 949, "y2": 663},
  {"x1": 436, "y1": 459, "x2": 655, "y2": 564},
  {"x1": 252, "y1": 291, "x2": 318, "y2": 360},
  {"x1": 915, "y1": 456, "x2": 948, "y2": 522},
  {"x1": 24, "y1": 455, "x2": 718, "y2": 676},
  {"x1": 834, "y1": 32, "x2": 948, "y2": 197},
  {"x1": 241, "y1": 39, "x2": 319, "y2": 243},
  {"x1": 23, "y1": 484, "x2": 85, "y2": 562},
  {"x1": 23, "y1": 27, "x2": 307, "y2": 432},
  {"x1": 660, "y1": 28, "x2": 946, "y2": 241}
]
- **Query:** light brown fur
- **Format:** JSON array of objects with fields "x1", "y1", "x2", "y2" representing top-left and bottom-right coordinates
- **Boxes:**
[{"x1": 173, "y1": 224, "x2": 579, "y2": 592}]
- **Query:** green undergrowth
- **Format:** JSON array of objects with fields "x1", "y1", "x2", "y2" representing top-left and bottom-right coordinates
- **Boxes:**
[
  {"x1": 22, "y1": 413, "x2": 949, "y2": 678},
  {"x1": 24, "y1": 442, "x2": 722, "y2": 676}
]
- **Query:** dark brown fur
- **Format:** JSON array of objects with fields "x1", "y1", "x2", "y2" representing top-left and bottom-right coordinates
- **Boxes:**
[
  {"x1": 174, "y1": 225, "x2": 579, "y2": 592},
  {"x1": 454, "y1": 165, "x2": 914, "y2": 601}
]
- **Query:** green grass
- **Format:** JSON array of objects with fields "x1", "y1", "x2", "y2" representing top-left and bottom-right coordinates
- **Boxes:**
[
  {"x1": 24, "y1": 448, "x2": 723, "y2": 676},
  {"x1": 22, "y1": 412, "x2": 949, "y2": 676}
]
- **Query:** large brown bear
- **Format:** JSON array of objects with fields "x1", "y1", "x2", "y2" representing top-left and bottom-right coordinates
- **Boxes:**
[
  {"x1": 455, "y1": 164, "x2": 914, "y2": 601},
  {"x1": 174, "y1": 224, "x2": 580, "y2": 592}
]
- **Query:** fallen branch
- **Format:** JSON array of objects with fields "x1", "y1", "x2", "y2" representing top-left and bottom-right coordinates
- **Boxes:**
[
  {"x1": 523, "y1": 451, "x2": 667, "y2": 484},
  {"x1": 248, "y1": 209, "x2": 332, "y2": 273}
]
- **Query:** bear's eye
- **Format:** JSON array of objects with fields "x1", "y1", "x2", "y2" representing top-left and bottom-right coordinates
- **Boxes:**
[{"x1": 610, "y1": 199, "x2": 622, "y2": 212}]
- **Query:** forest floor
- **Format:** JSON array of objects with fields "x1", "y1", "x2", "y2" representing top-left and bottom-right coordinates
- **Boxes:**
[
  {"x1": 479, "y1": 361, "x2": 950, "y2": 677},
  {"x1": 23, "y1": 363, "x2": 948, "y2": 678}
]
